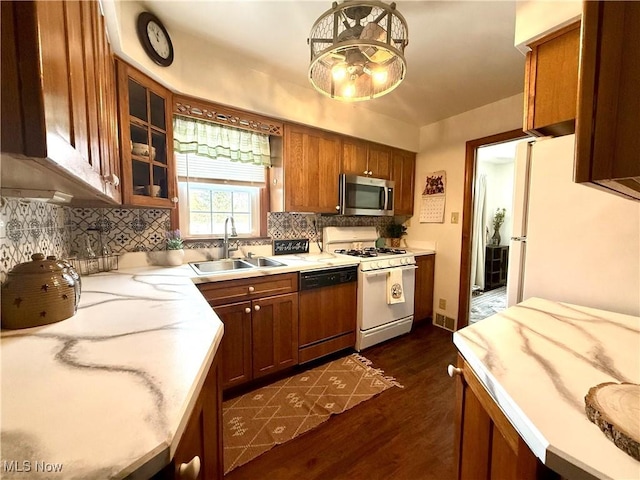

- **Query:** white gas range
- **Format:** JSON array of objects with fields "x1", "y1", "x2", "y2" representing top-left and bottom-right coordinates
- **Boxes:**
[{"x1": 323, "y1": 226, "x2": 416, "y2": 350}]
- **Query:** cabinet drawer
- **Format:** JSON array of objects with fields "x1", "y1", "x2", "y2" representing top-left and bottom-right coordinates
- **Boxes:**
[{"x1": 197, "y1": 273, "x2": 298, "y2": 306}]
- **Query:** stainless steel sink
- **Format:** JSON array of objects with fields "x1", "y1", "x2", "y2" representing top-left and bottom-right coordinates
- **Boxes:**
[
  {"x1": 189, "y1": 259, "x2": 255, "y2": 275},
  {"x1": 242, "y1": 257, "x2": 285, "y2": 268}
]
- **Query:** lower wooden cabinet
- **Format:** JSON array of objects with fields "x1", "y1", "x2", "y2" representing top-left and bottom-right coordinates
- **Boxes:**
[
  {"x1": 214, "y1": 302, "x2": 252, "y2": 389},
  {"x1": 198, "y1": 274, "x2": 300, "y2": 390},
  {"x1": 414, "y1": 254, "x2": 435, "y2": 324},
  {"x1": 251, "y1": 292, "x2": 299, "y2": 379},
  {"x1": 153, "y1": 350, "x2": 223, "y2": 480},
  {"x1": 211, "y1": 293, "x2": 299, "y2": 389},
  {"x1": 452, "y1": 354, "x2": 558, "y2": 480}
]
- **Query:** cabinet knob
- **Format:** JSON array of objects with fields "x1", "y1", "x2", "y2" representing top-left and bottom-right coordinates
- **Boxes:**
[
  {"x1": 368, "y1": 170, "x2": 373, "y2": 176},
  {"x1": 335, "y1": 205, "x2": 340, "y2": 211},
  {"x1": 248, "y1": 286, "x2": 255, "y2": 293},
  {"x1": 171, "y1": 197, "x2": 179, "y2": 204},
  {"x1": 177, "y1": 456, "x2": 200, "y2": 479},
  {"x1": 363, "y1": 170, "x2": 368, "y2": 175},
  {"x1": 244, "y1": 307, "x2": 251, "y2": 314},
  {"x1": 254, "y1": 304, "x2": 261, "y2": 311},
  {"x1": 447, "y1": 364, "x2": 462, "y2": 377}
]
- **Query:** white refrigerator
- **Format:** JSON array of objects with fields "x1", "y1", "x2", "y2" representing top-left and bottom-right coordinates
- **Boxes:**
[{"x1": 506, "y1": 134, "x2": 640, "y2": 316}]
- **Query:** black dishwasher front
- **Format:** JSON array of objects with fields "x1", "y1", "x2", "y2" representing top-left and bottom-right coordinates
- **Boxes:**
[
  {"x1": 298, "y1": 265, "x2": 358, "y2": 363},
  {"x1": 299, "y1": 265, "x2": 358, "y2": 290}
]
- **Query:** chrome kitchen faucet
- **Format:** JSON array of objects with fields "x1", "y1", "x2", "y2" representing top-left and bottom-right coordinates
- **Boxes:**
[{"x1": 223, "y1": 216, "x2": 238, "y2": 259}]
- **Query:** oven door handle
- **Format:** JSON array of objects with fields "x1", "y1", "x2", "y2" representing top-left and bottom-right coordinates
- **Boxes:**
[{"x1": 361, "y1": 265, "x2": 417, "y2": 277}]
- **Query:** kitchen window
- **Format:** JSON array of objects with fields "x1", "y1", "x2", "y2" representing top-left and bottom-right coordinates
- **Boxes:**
[{"x1": 174, "y1": 116, "x2": 271, "y2": 238}]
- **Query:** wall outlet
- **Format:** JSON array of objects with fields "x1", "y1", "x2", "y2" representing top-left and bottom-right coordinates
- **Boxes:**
[
  {"x1": 451, "y1": 212, "x2": 459, "y2": 224},
  {"x1": 438, "y1": 298, "x2": 447, "y2": 309}
]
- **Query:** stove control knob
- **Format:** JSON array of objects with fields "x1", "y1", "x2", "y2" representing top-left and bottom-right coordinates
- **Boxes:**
[
  {"x1": 389, "y1": 259, "x2": 398, "y2": 266},
  {"x1": 370, "y1": 262, "x2": 378, "y2": 269}
]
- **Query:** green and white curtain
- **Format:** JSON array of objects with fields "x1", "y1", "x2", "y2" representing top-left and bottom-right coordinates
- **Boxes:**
[{"x1": 173, "y1": 115, "x2": 271, "y2": 166}]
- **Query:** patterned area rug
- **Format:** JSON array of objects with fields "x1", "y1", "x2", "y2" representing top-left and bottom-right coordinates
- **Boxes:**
[
  {"x1": 470, "y1": 286, "x2": 507, "y2": 323},
  {"x1": 222, "y1": 353, "x2": 402, "y2": 474}
]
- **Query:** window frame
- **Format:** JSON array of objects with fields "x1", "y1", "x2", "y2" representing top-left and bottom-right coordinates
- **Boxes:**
[{"x1": 177, "y1": 180, "x2": 266, "y2": 239}]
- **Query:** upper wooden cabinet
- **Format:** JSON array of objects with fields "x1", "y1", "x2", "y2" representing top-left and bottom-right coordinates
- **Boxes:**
[
  {"x1": 367, "y1": 144, "x2": 392, "y2": 179},
  {"x1": 271, "y1": 124, "x2": 342, "y2": 214},
  {"x1": 575, "y1": 1, "x2": 640, "y2": 201},
  {"x1": 1, "y1": 0, "x2": 121, "y2": 203},
  {"x1": 116, "y1": 60, "x2": 177, "y2": 207},
  {"x1": 390, "y1": 148, "x2": 416, "y2": 215},
  {"x1": 523, "y1": 22, "x2": 580, "y2": 137},
  {"x1": 342, "y1": 138, "x2": 391, "y2": 179}
]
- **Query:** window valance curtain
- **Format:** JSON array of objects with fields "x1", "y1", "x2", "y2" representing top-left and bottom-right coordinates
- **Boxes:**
[{"x1": 173, "y1": 115, "x2": 271, "y2": 166}]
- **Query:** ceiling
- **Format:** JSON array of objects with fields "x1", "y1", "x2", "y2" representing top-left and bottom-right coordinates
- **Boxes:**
[{"x1": 140, "y1": 1, "x2": 526, "y2": 128}]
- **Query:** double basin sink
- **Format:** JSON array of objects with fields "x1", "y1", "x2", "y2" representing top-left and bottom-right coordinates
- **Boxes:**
[{"x1": 189, "y1": 257, "x2": 285, "y2": 275}]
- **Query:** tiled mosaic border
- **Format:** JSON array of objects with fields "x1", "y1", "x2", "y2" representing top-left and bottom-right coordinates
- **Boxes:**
[
  {"x1": 0, "y1": 198, "x2": 69, "y2": 279},
  {"x1": 0, "y1": 197, "x2": 404, "y2": 279}
]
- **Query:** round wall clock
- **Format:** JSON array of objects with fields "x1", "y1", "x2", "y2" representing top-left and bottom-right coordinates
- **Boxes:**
[{"x1": 136, "y1": 12, "x2": 174, "y2": 67}]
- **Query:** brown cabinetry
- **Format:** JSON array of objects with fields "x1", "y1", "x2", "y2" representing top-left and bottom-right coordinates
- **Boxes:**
[
  {"x1": 575, "y1": 1, "x2": 640, "y2": 200},
  {"x1": 341, "y1": 138, "x2": 391, "y2": 180},
  {"x1": 414, "y1": 254, "x2": 435, "y2": 324},
  {"x1": 452, "y1": 354, "x2": 557, "y2": 480},
  {"x1": 274, "y1": 124, "x2": 341, "y2": 213},
  {"x1": 298, "y1": 281, "x2": 357, "y2": 363},
  {"x1": 116, "y1": 59, "x2": 176, "y2": 207},
  {"x1": 251, "y1": 292, "x2": 298, "y2": 379},
  {"x1": 213, "y1": 302, "x2": 252, "y2": 389},
  {"x1": 523, "y1": 22, "x2": 580, "y2": 137},
  {"x1": 1, "y1": 0, "x2": 121, "y2": 203},
  {"x1": 391, "y1": 148, "x2": 416, "y2": 215},
  {"x1": 197, "y1": 273, "x2": 299, "y2": 390},
  {"x1": 153, "y1": 350, "x2": 223, "y2": 480}
]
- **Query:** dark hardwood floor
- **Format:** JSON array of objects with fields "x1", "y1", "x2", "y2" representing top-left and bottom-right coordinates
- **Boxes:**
[{"x1": 225, "y1": 321, "x2": 458, "y2": 480}]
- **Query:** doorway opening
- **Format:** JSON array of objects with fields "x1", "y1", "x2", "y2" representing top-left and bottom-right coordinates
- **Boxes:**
[
  {"x1": 457, "y1": 129, "x2": 529, "y2": 330},
  {"x1": 468, "y1": 139, "x2": 521, "y2": 324}
]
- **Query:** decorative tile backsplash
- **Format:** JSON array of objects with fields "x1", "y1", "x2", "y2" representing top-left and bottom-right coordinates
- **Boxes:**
[
  {"x1": 0, "y1": 197, "x2": 401, "y2": 279},
  {"x1": 0, "y1": 198, "x2": 69, "y2": 279}
]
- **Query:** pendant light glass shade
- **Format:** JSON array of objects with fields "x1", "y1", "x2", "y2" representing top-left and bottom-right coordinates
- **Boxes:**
[{"x1": 308, "y1": 1, "x2": 408, "y2": 101}]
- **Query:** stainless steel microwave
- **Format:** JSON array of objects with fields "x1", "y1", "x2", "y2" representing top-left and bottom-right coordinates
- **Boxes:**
[{"x1": 339, "y1": 174, "x2": 395, "y2": 216}]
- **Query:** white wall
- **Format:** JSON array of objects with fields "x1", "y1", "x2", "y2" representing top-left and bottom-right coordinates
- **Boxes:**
[
  {"x1": 406, "y1": 93, "x2": 524, "y2": 325},
  {"x1": 105, "y1": 0, "x2": 419, "y2": 152},
  {"x1": 514, "y1": 0, "x2": 582, "y2": 53},
  {"x1": 477, "y1": 161, "x2": 515, "y2": 246}
]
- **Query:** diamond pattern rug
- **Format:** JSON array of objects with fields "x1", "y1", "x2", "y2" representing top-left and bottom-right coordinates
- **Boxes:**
[{"x1": 223, "y1": 353, "x2": 402, "y2": 474}]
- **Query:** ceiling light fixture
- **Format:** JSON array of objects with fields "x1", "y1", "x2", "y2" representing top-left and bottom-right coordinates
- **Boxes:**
[{"x1": 308, "y1": 0, "x2": 409, "y2": 102}]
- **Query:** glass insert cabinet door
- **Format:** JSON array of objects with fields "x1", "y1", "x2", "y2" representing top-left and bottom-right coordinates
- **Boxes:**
[{"x1": 116, "y1": 60, "x2": 176, "y2": 207}]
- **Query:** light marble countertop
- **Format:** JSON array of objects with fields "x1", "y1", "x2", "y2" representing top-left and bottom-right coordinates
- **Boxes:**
[
  {"x1": 453, "y1": 297, "x2": 640, "y2": 480},
  {"x1": 0, "y1": 252, "x2": 361, "y2": 479}
]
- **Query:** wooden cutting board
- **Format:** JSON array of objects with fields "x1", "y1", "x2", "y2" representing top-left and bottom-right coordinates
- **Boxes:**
[{"x1": 585, "y1": 382, "x2": 640, "y2": 461}]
